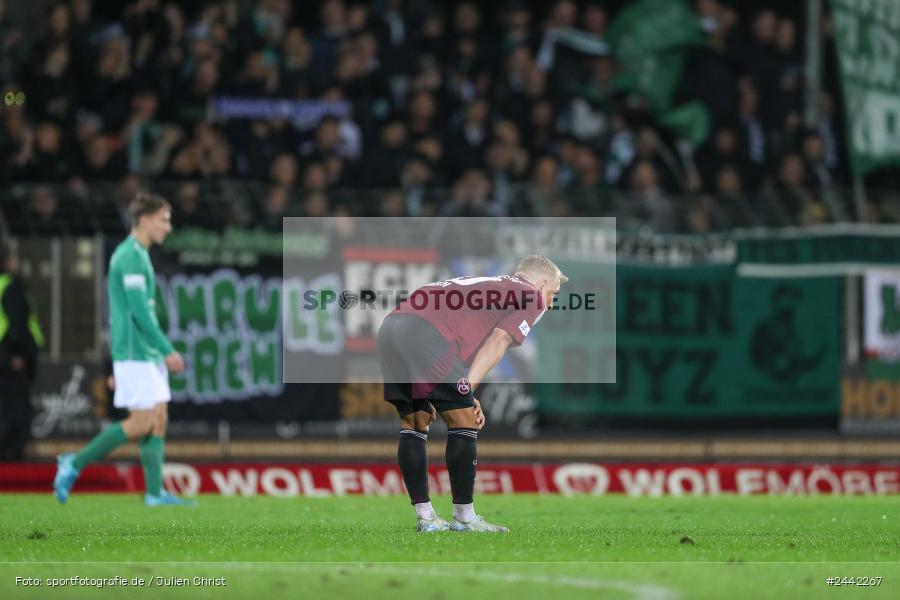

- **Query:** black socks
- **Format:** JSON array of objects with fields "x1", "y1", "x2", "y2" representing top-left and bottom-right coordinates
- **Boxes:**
[
  {"x1": 398, "y1": 429, "x2": 430, "y2": 505},
  {"x1": 446, "y1": 428, "x2": 478, "y2": 505}
]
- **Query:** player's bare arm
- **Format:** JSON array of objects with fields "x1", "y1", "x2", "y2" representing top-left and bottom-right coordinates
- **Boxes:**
[
  {"x1": 466, "y1": 328, "x2": 514, "y2": 392},
  {"x1": 464, "y1": 329, "x2": 513, "y2": 431}
]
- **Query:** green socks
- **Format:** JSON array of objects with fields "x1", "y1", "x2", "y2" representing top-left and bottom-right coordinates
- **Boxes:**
[
  {"x1": 139, "y1": 435, "x2": 165, "y2": 496},
  {"x1": 72, "y1": 423, "x2": 127, "y2": 471},
  {"x1": 71, "y1": 424, "x2": 166, "y2": 496}
]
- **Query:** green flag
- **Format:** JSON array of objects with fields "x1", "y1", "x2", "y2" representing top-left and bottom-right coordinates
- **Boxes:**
[
  {"x1": 606, "y1": 0, "x2": 703, "y2": 111},
  {"x1": 829, "y1": 0, "x2": 900, "y2": 177},
  {"x1": 658, "y1": 101, "x2": 711, "y2": 146}
]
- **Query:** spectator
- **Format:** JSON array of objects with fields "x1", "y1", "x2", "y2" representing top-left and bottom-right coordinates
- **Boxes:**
[
  {"x1": 494, "y1": 45, "x2": 535, "y2": 127},
  {"x1": 82, "y1": 29, "x2": 133, "y2": 131},
  {"x1": 69, "y1": 0, "x2": 102, "y2": 83},
  {"x1": 361, "y1": 119, "x2": 408, "y2": 187},
  {"x1": 0, "y1": 0, "x2": 23, "y2": 85},
  {"x1": 269, "y1": 153, "x2": 297, "y2": 187},
  {"x1": 519, "y1": 155, "x2": 560, "y2": 216},
  {"x1": 174, "y1": 58, "x2": 219, "y2": 127},
  {"x1": 172, "y1": 181, "x2": 214, "y2": 230},
  {"x1": 111, "y1": 173, "x2": 143, "y2": 228},
  {"x1": 771, "y1": 153, "x2": 818, "y2": 225},
  {"x1": 18, "y1": 185, "x2": 62, "y2": 236},
  {"x1": 742, "y1": 10, "x2": 782, "y2": 127},
  {"x1": 406, "y1": 90, "x2": 438, "y2": 140},
  {"x1": 569, "y1": 143, "x2": 614, "y2": 215},
  {"x1": 484, "y1": 124, "x2": 528, "y2": 213},
  {"x1": 0, "y1": 242, "x2": 43, "y2": 460},
  {"x1": 687, "y1": 195, "x2": 714, "y2": 233},
  {"x1": 628, "y1": 161, "x2": 677, "y2": 232},
  {"x1": 814, "y1": 93, "x2": 841, "y2": 174},
  {"x1": 120, "y1": 89, "x2": 181, "y2": 176},
  {"x1": 772, "y1": 18, "x2": 803, "y2": 136},
  {"x1": 413, "y1": 135, "x2": 445, "y2": 184},
  {"x1": 545, "y1": 0, "x2": 578, "y2": 30},
  {"x1": 714, "y1": 164, "x2": 756, "y2": 228},
  {"x1": 310, "y1": 0, "x2": 349, "y2": 89},
  {"x1": 30, "y1": 3, "x2": 71, "y2": 69},
  {"x1": 696, "y1": 126, "x2": 741, "y2": 192},
  {"x1": 581, "y1": 3, "x2": 608, "y2": 36},
  {"x1": 80, "y1": 134, "x2": 126, "y2": 182},
  {"x1": 736, "y1": 80, "x2": 769, "y2": 189},
  {"x1": 280, "y1": 27, "x2": 312, "y2": 96},
  {"x1": 399, "y1": 157, "x2": 433, "y2": 216},
  {"x1": 524, "y1": 99, "x2": 556, "y2": 156},
  {"x1": 301, "y1": 115, "x2": 342, "y2": 161},
  {"x1": 167, "y1": 122, "x2": 230, "y2": 179},
  {"x1": 258, "y1": 185, "x2": 291, "y2": 230},
  {"x1": 303, "y1": 162, "x2": 329, "y2": 192},
  {"x1": 802, "y1": 131, "x2": 831, "y2": 191},
  {"x1": 302, "y1": 190, "x2": 329, "y2": 217},
  {"x1": 445, "y1": 98, "x2": 489, "y2": 179},
  {"x1": 233, "y1": 51, "x2": 280, "y2": 96},
  {"x1": 416, "y1": 14, "x2": 449, "y2": 66},
  {"x1": 232, "y1": 119, "x2": 284, "y2": 178},
  {"x1": 379, "y1": 189, "x2": 406, "y2": 217},
  {"x1": 440, "y1": 169, "x2": 499, "y2": 217},
  {"x1": 39, "y1": 122, "x2": 72, "y2": 181},
  {"x1": 500, "y1": 2, "x2": 532, "y2": 54},
  {"x1": 27, "y1": 42, "x2": 76, "y2": 124}
]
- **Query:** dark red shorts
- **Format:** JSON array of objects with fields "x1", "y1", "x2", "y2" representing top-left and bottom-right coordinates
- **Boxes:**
[{"x1": 376, "y1": 313, "x2": 476, "y2": 416}]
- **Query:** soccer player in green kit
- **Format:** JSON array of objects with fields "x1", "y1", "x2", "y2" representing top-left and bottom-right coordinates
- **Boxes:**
[{"x1": 54, "y1": 193, "x2": 194, "y2": 506}]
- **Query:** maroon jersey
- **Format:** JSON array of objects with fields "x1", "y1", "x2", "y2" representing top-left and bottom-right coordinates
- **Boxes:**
[{"x1": 393, "y1": 275, "x2": 546, "y2": 364}]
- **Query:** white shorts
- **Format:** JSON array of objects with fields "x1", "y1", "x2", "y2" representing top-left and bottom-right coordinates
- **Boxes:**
[{"x1": 113, "y1": 361, "x2": 171, "y2": 410}]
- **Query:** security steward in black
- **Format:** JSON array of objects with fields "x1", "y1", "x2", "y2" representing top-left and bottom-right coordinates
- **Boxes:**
[{"x1": 0, "y1": 243, "x2": 44, "y2": 460}]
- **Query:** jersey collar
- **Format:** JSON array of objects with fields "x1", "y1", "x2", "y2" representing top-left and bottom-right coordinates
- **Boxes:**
[{"x1": 515, "y1": 272, "x2": 538, "y2": 288}]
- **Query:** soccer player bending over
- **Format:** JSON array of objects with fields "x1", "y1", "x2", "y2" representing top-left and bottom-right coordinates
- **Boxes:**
[
  {"x1": 54, "y1": 193, "x2": 194, "y2": 506},
  {"x1": 377, "y1": 255, "x2": 566, "y2": 532}
]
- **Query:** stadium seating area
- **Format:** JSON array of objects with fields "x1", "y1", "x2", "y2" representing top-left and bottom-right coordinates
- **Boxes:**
[{"x1": 1, "y1": 0, "x2": 898, "y2": 235}]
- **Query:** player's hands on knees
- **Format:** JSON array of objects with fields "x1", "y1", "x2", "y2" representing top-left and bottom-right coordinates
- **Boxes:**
[
  {"x1": 165, "y1": 351, "x2": 185, "y2": 373},
  {"x1": 474, "y1": 398, "x2": 485, "y2": 430}
]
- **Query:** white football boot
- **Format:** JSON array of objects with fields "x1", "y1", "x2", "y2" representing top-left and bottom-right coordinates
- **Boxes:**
[
  {"x1": 449, "y1": 515, "x2": 509, "y2": 533},
  {"x1": 416, "y1": 515, "x2": 451, "y2": 532}
]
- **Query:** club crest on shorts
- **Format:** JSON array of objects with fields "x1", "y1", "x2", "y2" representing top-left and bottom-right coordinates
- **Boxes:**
[{"x1": 457, "y1": 377, "x2": 471, "y2": 395}]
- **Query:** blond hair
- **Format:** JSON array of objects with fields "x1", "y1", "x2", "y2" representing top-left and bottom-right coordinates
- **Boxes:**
[{"x1": 515, "y1": 255, "x2": 568, "y2": 285}]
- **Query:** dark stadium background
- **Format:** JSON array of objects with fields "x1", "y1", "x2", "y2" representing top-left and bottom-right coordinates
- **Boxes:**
[{"x1": 1, "y1": 0, "x2": 899, "y2": 495}]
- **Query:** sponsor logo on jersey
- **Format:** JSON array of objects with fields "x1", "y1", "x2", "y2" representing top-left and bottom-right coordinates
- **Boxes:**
[{"x1": 123, "y1": 274, "x2": 147, "y2": 289}]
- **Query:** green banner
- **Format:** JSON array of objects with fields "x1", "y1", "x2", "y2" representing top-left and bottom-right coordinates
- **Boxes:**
[
  {"x1": 736, "y1": 229, "x2": 900, "y2": 268},
  {"x1": 538, "y1": 264, "x2": 841, "y2": 418},
  {"x1": 155, "y1": 270, "x2": 285, "y2": 401},
  {"x1": 608, "y1": 226, "x2": 900, "y2": 269},
  {"x1": 830, "y1": 0, "x2": 900, "y2": 176}
]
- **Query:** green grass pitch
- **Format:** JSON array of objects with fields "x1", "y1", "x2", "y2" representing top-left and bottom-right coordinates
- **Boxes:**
[{"x1": 1, "y1": 494, "x2": 898, "y2": 599}]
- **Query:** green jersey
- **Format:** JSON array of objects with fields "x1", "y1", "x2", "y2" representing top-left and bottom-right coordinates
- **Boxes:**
[{"x1": 108, "y1": 235, "x2": 173, "y2": 362}]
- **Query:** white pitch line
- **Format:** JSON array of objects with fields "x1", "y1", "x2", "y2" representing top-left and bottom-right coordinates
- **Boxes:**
[{"x1": 222, "y1": 562, "x2": 680, "y2": 600}]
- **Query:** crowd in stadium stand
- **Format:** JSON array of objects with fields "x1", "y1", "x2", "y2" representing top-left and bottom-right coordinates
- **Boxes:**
[{"x1": 0, "y1": 0, "x2": 894, "y2": 235}]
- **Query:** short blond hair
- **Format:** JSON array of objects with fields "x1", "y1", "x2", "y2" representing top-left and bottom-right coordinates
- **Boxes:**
[{"x1": 515, "y1": 255, "x2": 568, "y2": 285}]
